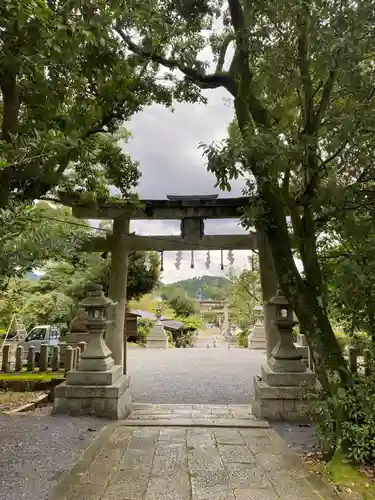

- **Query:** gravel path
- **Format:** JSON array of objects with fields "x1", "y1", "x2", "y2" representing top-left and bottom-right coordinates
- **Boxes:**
[
  {"x1": 127, "y1": 346, "x2": 266, "y2": 404},
  {"x1": 0, "y1": 409, "x2": 108, "y2": 500}
]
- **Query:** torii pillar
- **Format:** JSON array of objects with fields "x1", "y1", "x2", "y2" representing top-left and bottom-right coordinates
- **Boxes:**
[
  {"x1": 258, "y1": 232, "x2": 279, "y2": 358},
  {"x1": 107, "y1": 215, "x2": 130, "y2": 375}
]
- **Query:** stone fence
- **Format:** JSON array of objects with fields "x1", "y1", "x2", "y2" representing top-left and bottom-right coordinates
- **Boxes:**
[
  {"x1": 347, "y1": 346, "x2": 372, "y2": 376},
  {"x1": 0, "y1": 341, "x2": 87, "y2": 374},
  {"x1": 295, "y1": 334, "x2": 372, "y2": 376}
]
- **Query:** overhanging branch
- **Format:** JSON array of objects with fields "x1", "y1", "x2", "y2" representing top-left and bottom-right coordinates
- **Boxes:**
[
  {"x1": 216, "y1": 33, "x2": 235, "y2": 72},
  {"x1": 313, "y1": 49, "x2": 342, "y2": 129},
  {"x1": 116, "y1": 27, "x2": 236, "y2": 95},
  {"x1": 297, "y1": 7, "x2": 314, "y2": 131}
]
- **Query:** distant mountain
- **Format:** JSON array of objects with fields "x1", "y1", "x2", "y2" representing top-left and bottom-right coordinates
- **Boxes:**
[{"x1": 160, "y1": 275, "x2": 230, "y2": 300}]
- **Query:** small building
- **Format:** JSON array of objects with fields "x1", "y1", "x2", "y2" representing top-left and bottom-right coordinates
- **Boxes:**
[{"x1": 125, "y1": 308, "x2": 186, "y2": 345}]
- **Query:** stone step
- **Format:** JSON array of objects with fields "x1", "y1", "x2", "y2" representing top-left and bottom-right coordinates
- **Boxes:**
[{"x1": 125, "y1": 403, "x2": 269, "y2": 428}]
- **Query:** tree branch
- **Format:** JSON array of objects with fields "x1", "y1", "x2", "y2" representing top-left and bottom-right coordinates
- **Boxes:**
[
  {"x1": 116, "y1": 27, "x2": 236, "y2": 95},
  {"x1": 244, "y1": 288, "x2": 260, "y2": 302},
  {"x1": 216, "y1": 33, "x2": 235, "y2": 72},
  {"x1": 321, "y1": 140, "x2": 348, "y2": 167},
  {"x1": 313, "y1": 49, "x2": 342, "y2": 129},
  {"x1": 227, "y1": 0, "x2": 246, "y2": 32},
  {"x1": 297, "y1": 7, "x2": 314, "y2": 132}
]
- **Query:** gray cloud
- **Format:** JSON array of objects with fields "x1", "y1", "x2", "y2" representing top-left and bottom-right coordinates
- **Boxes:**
[
  {"x1": 123, "y1": 88, "x2": 253, "y2": 283},
  {"x1": 124, "y1": 89, "x2": 244, "y2": 198}
]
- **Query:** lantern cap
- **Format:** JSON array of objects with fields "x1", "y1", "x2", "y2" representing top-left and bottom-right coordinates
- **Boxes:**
[
  {"x1": 268, "y1": 288, "x2": 289, "y2": 307},
  {"x1": 80, "y1": 285, "x2": 114, "y2": 309}
]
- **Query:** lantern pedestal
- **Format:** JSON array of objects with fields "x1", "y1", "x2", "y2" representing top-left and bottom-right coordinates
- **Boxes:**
[
  {"x1": 248, "y1": 317, "x2": 266, "y2": 350},
  {"x1": 251, "y1": 291, "x2": 316, "y2": 422},
  {"x1": 146, "y1": 306, "x2": 168, "y2": 349},
  {"x1": 53, "y1": 286, "x2": 132, "y2": 420},
  {"x1": 146, "y1": 323, "x2": 168, "y2": 349},
  {"x1": 54, "y1": 370, "x2": 132, "y2": 420}
]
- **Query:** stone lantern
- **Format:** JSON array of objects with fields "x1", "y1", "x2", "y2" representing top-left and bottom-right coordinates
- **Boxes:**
[
  {"x1": 77, "y1": 285, "x2": 115, "y2": 372},
  {"x1": 248, "y1": 305, "x2": 266, "y2": 350},
  {"x1": 53, "y1": 285, "x2": 132, "y2": 419},
  {"x1": 267, "y1": 290, "x2": 306, "y2": 373},
  {"x1": 251, "y1": 289, "x2": 316, "y2": 422},
  {"x1": 155, "y1": 304, "x2": 162, "y2": 323},
  {"x1": 146, "y1": 301, "x2": 168, "y2": 349}
]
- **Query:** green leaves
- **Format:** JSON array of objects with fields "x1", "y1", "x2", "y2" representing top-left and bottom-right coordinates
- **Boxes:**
[
  {"x1": 164, "y1": 289, "x2": 198, "y2": 317},
  {"x1": 0, "y1": 0, "x2": 191, "y2": 205},
  {"x1": 314, "y1": 361, "x2": 375, "y2": 465},
  {"x1": 0, "y1": 202, "x2": 90, "y2": 290},
  {"x1": 323, "y1": 210, "x2": 375, "y2": 339}
]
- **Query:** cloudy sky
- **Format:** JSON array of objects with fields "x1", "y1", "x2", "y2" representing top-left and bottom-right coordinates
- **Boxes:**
[{"x1": 121, "y1": 88, "x2": 254, "y2": 284}]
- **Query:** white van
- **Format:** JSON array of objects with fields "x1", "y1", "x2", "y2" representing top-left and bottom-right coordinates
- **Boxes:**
[{"x1": 18, "y1": 325, "x2": 61, "y2": 365}]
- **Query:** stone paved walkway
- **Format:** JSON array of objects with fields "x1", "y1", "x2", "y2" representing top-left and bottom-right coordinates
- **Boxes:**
[
  {"x1": 127, "y1": 403, "x2": 256, "y2": 421},
  {"x1": 50, "y1": 405, "x2": 337, "y2": 500}
]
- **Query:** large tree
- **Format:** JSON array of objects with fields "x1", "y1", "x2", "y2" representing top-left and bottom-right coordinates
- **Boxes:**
[
  {"x1": 118, "y1": 0, "x2": 375, "y2": 389},
  {"x1": 0, "y1": 0, "x2": 202, "y2": 206}
]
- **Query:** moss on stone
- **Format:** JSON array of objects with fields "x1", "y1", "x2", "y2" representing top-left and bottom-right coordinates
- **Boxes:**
[{"x1": 313, "y1": 453, "x2": 375, "y2": 500}]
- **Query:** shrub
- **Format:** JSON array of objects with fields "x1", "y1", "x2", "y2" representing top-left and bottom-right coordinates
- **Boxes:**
[
  {"x1": 347, "y1": 331, "x2": 371, "y2": 350},
  {"x1": 334, "y1": 331, "x2": 348, "y2": 352},
  {"x1": 137, "y1": 319, "x2": 153, "y2": 345},
  {"x1": 314, "y1": 347, "x2": 375, "y2": 465},
  {"x1": 237, "y1": 329, "x2": 248, "y2": 348}
]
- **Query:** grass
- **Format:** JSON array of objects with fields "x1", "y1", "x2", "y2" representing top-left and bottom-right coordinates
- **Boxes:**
[
  {"x1": 0, "y1": 372, "x2": 64, "y2": 381},
  {"x1": 312, "y1": 453, "x2": 375, "y2": 499}
]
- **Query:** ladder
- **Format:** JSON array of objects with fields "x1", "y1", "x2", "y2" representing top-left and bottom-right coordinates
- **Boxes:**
[{"x1": 1, "y1": 314, "x2": 28, "y2": 349}]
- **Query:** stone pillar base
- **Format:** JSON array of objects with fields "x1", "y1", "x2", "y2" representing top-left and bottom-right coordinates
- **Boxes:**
[
  {"x1": 248, "y1": 337, "x2": 267, "y2": 349},
  {"x1": 294, "y1": 343, "x2": 309, "y2": 360},
  {"x1": 248, "y1": 316, "x2": 266, "y2": 349},
  {"x1": 146, "y1": 324, "x2": 168, "y2": 349},
  {"x1": 53, "y1": 366, "x2": 132, "y2": 420},
  {"x1": 248, "y1": 326, "x2": 266, "y2": 350},
  {"x1": 252, "y1": 365, "x2": 316, "y2": 422}
]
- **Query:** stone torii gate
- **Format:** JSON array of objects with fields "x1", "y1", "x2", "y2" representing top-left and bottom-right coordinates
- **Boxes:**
[{"x1": 73, "y1": 194, "x2": 279, "y2": 373}]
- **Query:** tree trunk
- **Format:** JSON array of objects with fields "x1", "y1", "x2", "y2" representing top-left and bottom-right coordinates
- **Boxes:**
[
  {"x1": 257, "y1": 178, "x2": 351, "y2": 391},
  {"x1": 0, "y1": 74, "x2": 20, "y2": 142}
]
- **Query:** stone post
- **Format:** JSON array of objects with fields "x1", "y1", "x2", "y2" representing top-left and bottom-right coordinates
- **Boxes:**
[
  {"x1": 27, "y1": 346, "x2": 35, "y2": 371},
  {"x1": 53, "y1": 285, "x2": 132, "y2": 419},
  {"x1": 294, "y1": 329, "x2": 309, "y2": 364},
  {"x1": 258, "y1": 232, "x2": 279, "y2": 359},
  {"x1": 108, "y1": 215, "x2": 130, "y2": 374},
  {"x1": 223, "y1": 302, "x2": 229, "y2": 338},
  {"x1": 1, "y1": 344, "x2": 10, "y2": 372},
  {"x1": 64, "y1": 346, "x2": 74, "y2": 373},
  {"x1": 248, "y1": 305, "x2": 266, "y2": 349},
  {"x1": 146, "y1": 304, "x2": 168, "y2": 349},
  {"x1": 15, "y1": 346, "x2": 23, "y2": 372},
  {"x1": 40, "y1": 344, "x2": 48, "y2": 371},
  {"x1": 51, "y1": 346, "x2": 60, "y2": 371},
  {"x1": 78, "y1": 341, "x2": 87, "y2": 354},
  {"x1": 252, "y1": 290, "x2": 316, "y2": 422}
]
